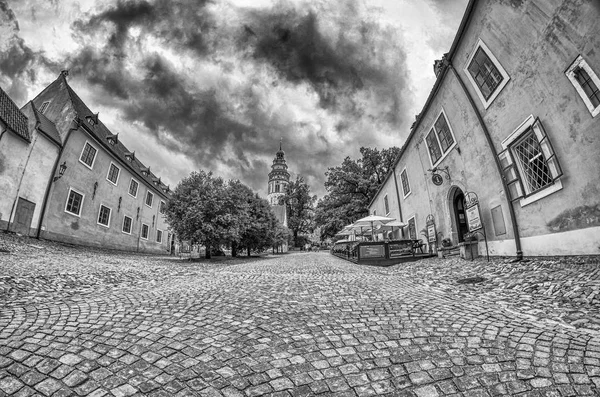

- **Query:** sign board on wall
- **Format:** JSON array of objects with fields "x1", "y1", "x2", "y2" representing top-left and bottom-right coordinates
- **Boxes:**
[
  {"x1": 359, "y1": 244, "x2": 385, "y2": 259},
  {"x1": 465, "y1": 203, "x2": 483, "y2": 232},
  {"x1": 388, "y1": 241, "x2": 413, "y2": 258},
  {"x1": 427, "y1": 224, "x2": 436, "y2": 243}
]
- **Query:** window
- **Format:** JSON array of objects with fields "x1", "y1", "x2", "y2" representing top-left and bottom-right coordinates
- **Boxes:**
[
  {"x1": 407, "y1": 217, "x2": 417, "y2": 240},
  {"x1": 106, "y1": 163, "x2": 120, "y2": 185},
  {"x1": 79, "y1": 142, "x2": 97, "y2": 169},
  {"x1": 464, "y1": 39, "x2": 510, "y2": 108},
  {"x1": 425, "y1": 110, "x2": 457, "y2": 166},
  {"x1": 566, "y1": 55, "x2": 600, "y2": 117},
  {"x1": 65, "y1": 188, "x2": 84, "y2": 216},
  {"x1": 97, "y1": 205, "x2": 111, "y2": 227},
  {"x1": 400, "y1": 168, "x2": 411, "y2": 198},
  {"x1": 129, "y1": 179, "x2": 139, "y2": 198},
  {"x1": 275, "y1": 184, "x2": 280, "y2": 193},
  {"x1": 141, "y1": 224, "x2": 149, "y2": 240},
  {"x1": 156, "y1": 230, "x2": 163, "y2": 243},
  {"x1": 159, "y1": 201, "x2": 166, "y2": 215},
  {"x1": 499, "y1": 116, "x2": 562, "y2": 207},
  {"x1": 145, "y1": 191, "x2": 154, "y2": 207},
  {"x1": 384, "y1": 195, "x2": 390, "y2": 215},
  {"x1": 39, "y1": 101, "x2": 50, "y2": 114},
  {"x1": 122, "y1": 216, "x2": 132, "y2": 234}
]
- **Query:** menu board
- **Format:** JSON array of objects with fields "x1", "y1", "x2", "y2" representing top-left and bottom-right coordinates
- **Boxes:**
[
  {"x1": 359, "y1": 244, "x2": 385, "y2": 259},
  {"x1": 466, "y1": 203, "x2": 483, "y2": 232},
  {"x1": 388, "y1": 241, "x2": 413, "y2": 258},
  {"x1": 427, "y1": 224, "x2": 436, "y2": 243}
]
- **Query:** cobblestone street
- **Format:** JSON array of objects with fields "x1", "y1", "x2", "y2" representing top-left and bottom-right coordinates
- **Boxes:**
[{"x1": 1, "y1": 235, "x2": 600, "y2": 396}]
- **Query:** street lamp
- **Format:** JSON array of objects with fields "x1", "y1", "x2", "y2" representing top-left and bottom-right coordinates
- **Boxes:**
[{"x1": 53, "y1": 162, "x2": 67, "y2": 182}]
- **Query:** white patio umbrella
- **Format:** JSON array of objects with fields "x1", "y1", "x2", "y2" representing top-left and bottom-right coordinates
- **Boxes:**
[{"x1": 353, "y1": 215, "x2": 396, "y2": 240}]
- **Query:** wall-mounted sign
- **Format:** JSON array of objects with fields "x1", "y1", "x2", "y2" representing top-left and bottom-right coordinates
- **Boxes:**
[
  {"x1": 465, "y1": 203, "x2": 483, "y2": 232},
  {"x1": 432, "y1": 173, "x2": 443, "y2": 186},
  {"x1": 427, "y1": 224, "x2": 436, "y2": 243},
  {"x1": 360, "y1": 244, "x2": 385, "y2": 259}
]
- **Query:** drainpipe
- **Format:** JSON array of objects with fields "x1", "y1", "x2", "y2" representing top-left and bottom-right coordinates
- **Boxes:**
[
  {"x1": 36, "y1": 119, "x2": 80, "y2": 239},
  {"x1": 445, "y1": 60, "x2": 523, "y2": 260},
  {"x1": 392, "y1": 170, "x2": 404, "y2": 238}
]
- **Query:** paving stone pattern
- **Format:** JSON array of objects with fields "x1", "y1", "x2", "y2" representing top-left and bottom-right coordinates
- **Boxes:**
[{"x1": 1, "y1": 234, "x2": 600, "y2": 396}]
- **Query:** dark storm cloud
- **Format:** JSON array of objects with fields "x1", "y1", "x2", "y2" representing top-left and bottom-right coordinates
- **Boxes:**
[
  {"x1": 0, "y1": 0, "x2": 50, "y2": 102},
  {"x1": 59, "y1": 0, "x2": 412, "y2": 196},
  {"x1": 241, "y1": 1, "x2": 409, "y2": 125}
]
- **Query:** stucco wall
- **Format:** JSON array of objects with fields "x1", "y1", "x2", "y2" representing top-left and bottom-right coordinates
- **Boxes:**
[
  {"x1": 40, "y1": 128, "x2": 169, "y2": 253},
  {"x1": 0, "y1": 121, "x2": 59, "y2": 235}
]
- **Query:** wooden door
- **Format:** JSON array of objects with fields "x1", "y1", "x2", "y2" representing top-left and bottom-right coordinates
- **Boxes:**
[{"x1": 12, "y1": 197, "x2": 36, "y2": 236}]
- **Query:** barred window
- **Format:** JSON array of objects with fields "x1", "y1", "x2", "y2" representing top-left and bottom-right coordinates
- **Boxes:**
[
  {"x1": 79, "y1": 142, "x2": 97, "y2": 168},
  {"x1": 107, "y1": 163, "x2": 120, "y2": 185},
  {"x1": 574, "y1": 67, "x2": 600, "y2": 108},
  {"x1": 65, "y1": 189, "x2": 84, "y2": 216},
  {"x1": 499, "y1": 117, "x2": 562, "y2": 205},
  {"x1": 401, "y1": 169, "x2": 410, "y2": 197},
  {"x1": 122, "y1": 216, "x2": 132, "y2": 234},
  {"x1": 98, "y1": 205, "x2": 111, "y2": 227},
  {"x1": 156, "y1": 230, "x2": 163, "y2": 243},
  {"x1": 129, "y1": 179, "x2": 139, "y2": 197},
  {"x1": 141, "y1": 224, "x2": 149, "y2": 239}
]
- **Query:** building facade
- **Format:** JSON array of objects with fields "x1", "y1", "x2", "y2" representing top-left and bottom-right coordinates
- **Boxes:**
[
  {"x1": 369, "y1": 0, "x2": 600, "y2": 257},
  {"x1": 0, "y1": 72, "x2": 172, "y2": 253}
]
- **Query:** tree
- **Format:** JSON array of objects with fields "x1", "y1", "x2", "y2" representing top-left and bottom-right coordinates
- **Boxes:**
[
  {"x1": 238, "y1": 192, "x2": 280, "y2": 256},
  {"x1": 283, "y1": 176, "x2": 317, "y2": 247},
  {"x1": 166, "y1": 171, "x2": 241, "y2": 259},
  {"x1": 315, "y1": 146, "x2": 400, "y2": 240}
]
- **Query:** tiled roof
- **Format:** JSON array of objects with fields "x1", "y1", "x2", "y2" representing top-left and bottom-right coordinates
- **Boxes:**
[
  {"x1": 61, "y1": 77, "x2": 171, "y2": 199},
  {"x1": 32, "y1": 105, "x2": 62, "y2": 146},
  {"x1": 0, "y1": 86, "x2": 30, "y2": 142}
]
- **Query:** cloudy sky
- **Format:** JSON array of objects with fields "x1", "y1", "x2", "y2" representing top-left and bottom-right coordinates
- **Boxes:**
[{"x1": 0, "y1": 0, "x2": 468, "y2": 198}]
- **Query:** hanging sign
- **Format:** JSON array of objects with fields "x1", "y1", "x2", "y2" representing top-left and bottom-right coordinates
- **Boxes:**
[
  {"x1": 432, "y1": 173, "x2": 443, "y2": 186},
  {"x1": 465, "y1": 203, "x2": 483, "y2": 232}
]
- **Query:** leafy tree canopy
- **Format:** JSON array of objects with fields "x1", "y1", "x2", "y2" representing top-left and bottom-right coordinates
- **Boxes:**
[
  {"x1": 315, "y1": 146, "x2": 401, "y2": 240},
  {"x1": 283, "y1": 175, "x2": 317, "y2": 246}
]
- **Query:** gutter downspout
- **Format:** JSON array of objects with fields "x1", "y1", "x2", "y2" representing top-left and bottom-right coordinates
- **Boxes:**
[
  {"x1": 392, "y1": 170, "x2": 405, "y2": 238},
  {"x1": 445, "y1": 61, "x2": 523, "y2": 260},
  {"x1": 36, "y1": 119, "x2": 80, "y2": 239}
]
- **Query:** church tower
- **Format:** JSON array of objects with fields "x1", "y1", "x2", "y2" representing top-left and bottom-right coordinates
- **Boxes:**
[{"x1": 267, "y1": 140, "x2": 290, "y2": 227}]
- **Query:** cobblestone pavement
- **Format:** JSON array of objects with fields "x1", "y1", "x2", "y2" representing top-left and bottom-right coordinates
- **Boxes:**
[{"x1": 1, "y1": 234, "x2": 600, "y2": 396}]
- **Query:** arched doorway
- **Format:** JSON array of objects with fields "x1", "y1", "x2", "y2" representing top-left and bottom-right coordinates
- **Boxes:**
[{"x1": 452, "y1": 188, "x2": 470, "y2": 243}]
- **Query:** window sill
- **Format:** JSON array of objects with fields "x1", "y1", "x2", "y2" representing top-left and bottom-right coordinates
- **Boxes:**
[
  {"x1": 519, "y1": 180, "x2": 563, "y2": 207},
  {"x1": 64, "y1": 210, "x2": 81, "y2": 218}
]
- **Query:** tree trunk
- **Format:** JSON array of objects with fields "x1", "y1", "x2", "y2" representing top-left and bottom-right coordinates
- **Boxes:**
[
  {"x1": 232, "y1": 241, "x2": 237, "y2": 257},
  {"x1": 205, "y1": 243, "x2": 211, "y2": 259},
  {"x1": 247, "y1": 247, "x2": 251, "y2": 256}
]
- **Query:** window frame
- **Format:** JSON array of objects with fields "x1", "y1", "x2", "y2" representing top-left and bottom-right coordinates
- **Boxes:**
[
  {"x1": 64, "y1": 187, "x2": 85, "y2": 217},
  {"x1": 39, "y1": 101, "x2": 50, "y2": 114},
  {"x1": 145, "y1": 191, "x2": 154, "y2": 208},
  {"x1": 499, "y1": 115, "x2": 563, "y2": 207},
  {"x1": 159, "y1": 200, "x2": 166, "y2": 215},
  {"x1": 464, "y1": 39, "x2": 510, "y2": 109},
  {"x1": 97, "y1": 204, "x2": 112, "y2": 228},
  {"x1": 122, "y1": 215, "x2": 133, "y2": 235},
  {"x1": 383, "y1": 194, "x2": 390, "y2": 216},
  {"x1": 424, "y1": 109, "x2": 457, "y2": 168},
  {"x1": 400, "y1": 168, "x2": 411, "y2": 199},
  {"x1": 565, "y1": 55, "x2": 600, "y2": 117},
  {"x1": 156, "y1": 229, "x2": 163, "y2": 243},
  {"x1": 79, "y1": 141, "x2": 98, "y2": 170},
  {"x1": 128, "y1": 178, "x2": 139, "y2": 198},
  {"x1": 106, "y1": 162, "x2": 121, "y2": 186},
  {"x1": 141, "y1": 223, "x2": 149, "y2": 240}
]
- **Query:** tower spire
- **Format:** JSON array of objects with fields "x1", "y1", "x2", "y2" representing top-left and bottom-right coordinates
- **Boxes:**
[{"x1": 279, "y1": 137, "x2": 282, "y2": 151}]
